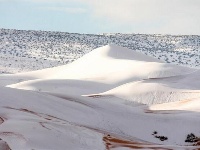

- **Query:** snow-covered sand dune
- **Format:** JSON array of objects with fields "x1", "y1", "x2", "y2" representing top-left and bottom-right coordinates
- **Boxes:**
[
  {"x1": 1, "y1": 45, "x2": 200, "y2": 149},
  {"x1": 1, "y1": 28, "x2": 200, "y2": 73}
]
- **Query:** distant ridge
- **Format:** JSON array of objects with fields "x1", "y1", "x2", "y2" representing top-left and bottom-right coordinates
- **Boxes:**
[{"x1": 0, "y1": 28, "x2": 200, "y2": 74}]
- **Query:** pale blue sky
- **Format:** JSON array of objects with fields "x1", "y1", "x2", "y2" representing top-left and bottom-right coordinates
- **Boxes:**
[{"x1": 0, "y1": 0, "x2": 200, "y2": 35}]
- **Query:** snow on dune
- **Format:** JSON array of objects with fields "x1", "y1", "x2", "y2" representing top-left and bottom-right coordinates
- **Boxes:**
[
  {"x1": 1, "y1": 44, "x2": 200, "y2": 149},
  {"x1": 9, "y1": 44, "x2": 197, "y2": 105},
  {"x1": 149, "y1": 98, "x2": 200, "y2": 112},
  {"x1": 87, "y1": 80, "x2": 200, "y2": 105},
  {"x1": 61, "y1": 44, "x2": 195, "y2": 81},
  {"x1": 1, "y1": 85, "x2": 200, "y2": 149},
  {"x1": 7, "y1": 45, "x2": 196, "y2": 90},
  {"x1": 1, "y1": 28, "x2": 200, "y2": 73},
  {"x1": 0, "y1": 87, "x2": 105, "y2": 150}
]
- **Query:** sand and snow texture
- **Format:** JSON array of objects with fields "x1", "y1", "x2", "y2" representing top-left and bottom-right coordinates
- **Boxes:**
[{"x1": 1, "y1": 44, "x2": 200, "y2": 149}]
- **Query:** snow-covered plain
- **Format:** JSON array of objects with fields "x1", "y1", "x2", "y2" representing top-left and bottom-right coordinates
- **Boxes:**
[{"x1": 1, "y1": 43, "x2": 200, "y2": 149}]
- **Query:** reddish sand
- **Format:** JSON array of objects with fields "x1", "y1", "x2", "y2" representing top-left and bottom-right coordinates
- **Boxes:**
[
  {"x1": 103, "y1": 134, "x2": 174, "y2": 150},
  {"x1": 0, "y1": 117, "x2": 4, "y2": 125},
  {"x1": 0, "y1": 138, "x2": 11, "y2": 150}
]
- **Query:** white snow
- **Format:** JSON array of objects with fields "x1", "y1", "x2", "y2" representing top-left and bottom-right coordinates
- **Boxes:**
[
  {"x1": 0, "y1": 44, "x2": 200, "y2": 149},
  {"x1": 1, "y1": 28, "x2": 200, "y2": 74}
]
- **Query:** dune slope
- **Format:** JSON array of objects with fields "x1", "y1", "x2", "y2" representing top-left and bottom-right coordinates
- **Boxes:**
[{"x1": 1, "y1": 45, "x2": 200, "y2": 149}]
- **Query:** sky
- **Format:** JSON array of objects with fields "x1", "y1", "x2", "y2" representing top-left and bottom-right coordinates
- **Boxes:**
[{"x1": 0, "y1": 0, "x2": 200, "y2": 35}]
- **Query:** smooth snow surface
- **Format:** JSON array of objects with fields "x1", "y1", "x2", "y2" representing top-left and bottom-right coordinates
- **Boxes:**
[{"x1": 1, "y1": 44, "x2": 200, "y2": 149}]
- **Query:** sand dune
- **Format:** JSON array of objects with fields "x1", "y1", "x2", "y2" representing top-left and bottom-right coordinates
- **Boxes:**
[
  {"x1": 1, "y1": 45, "x2": 200, "y2": 149},
  {"x1": 84, "y1": 70, "x2": 200, "y2": 105},
  {"x1": 7, "y1": 45, "x2": 196, "y2": 93}
]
